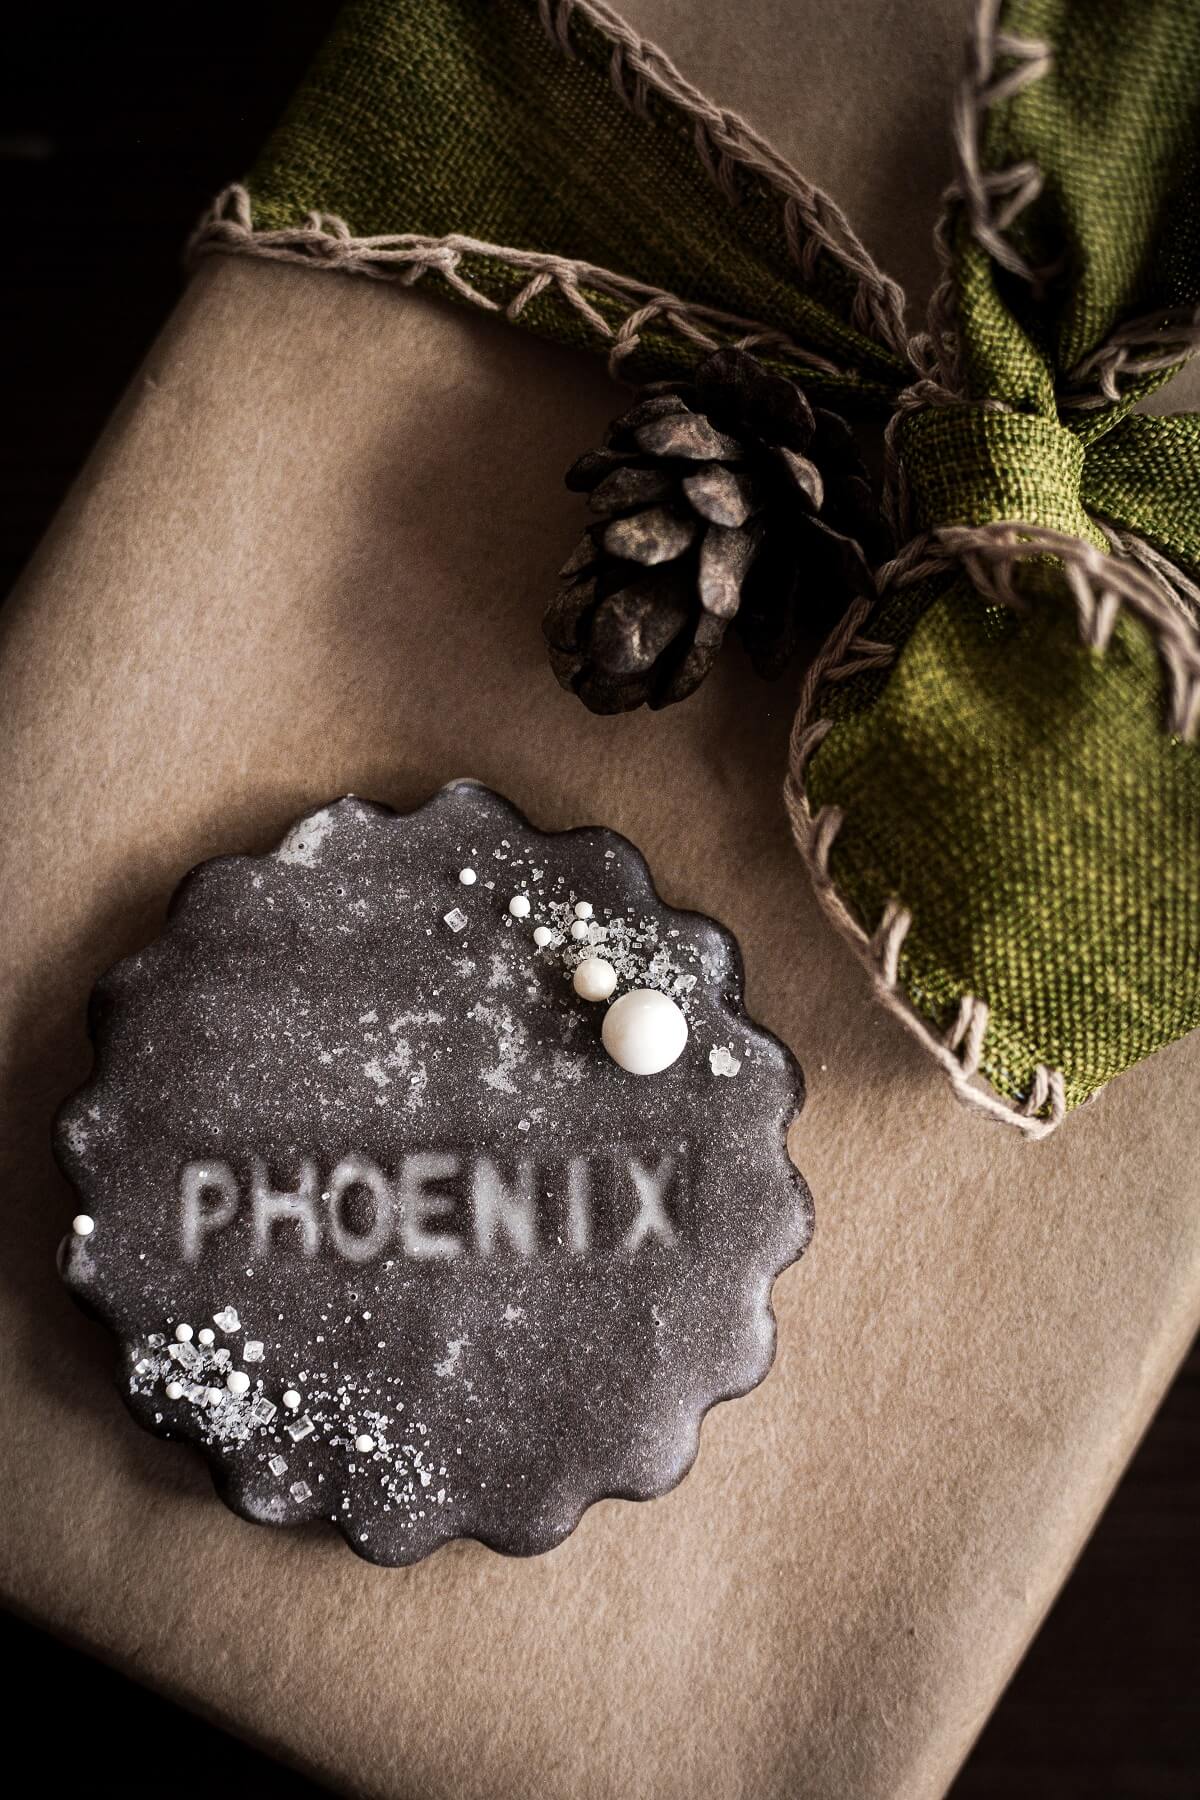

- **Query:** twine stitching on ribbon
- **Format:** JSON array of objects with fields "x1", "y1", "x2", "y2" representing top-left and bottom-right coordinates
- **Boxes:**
[
  {"x1": 536, "y1": 0, "x2": 912, "y2": 362},
  {"x1": 1059, "y1": 305, "x2": 1200, "y2": 411},
  {"x1": 187, "y1": 0, "x2": 1200, "y2": 1136},
  {"x1": 910, "y1": 0, "x2": 1054, "y2": 406},
  {"x1": 784, "y1": 557, "x2": 1068, "y2": 1139},
  {"x1": 784, "y1": 510, "x2": 1200, "y2": 1135},
  {"x1": 187, "y1": 185, "x2": 849, "y2": 384},
  {"x1": 1094, "y1": 521, "x2": 1200, "y2": 637},
  {"x1": 918, "y1": 0, "x2": 1199, "y2": 411}
]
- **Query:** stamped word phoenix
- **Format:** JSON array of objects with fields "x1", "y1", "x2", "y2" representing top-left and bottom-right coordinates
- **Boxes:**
[{"x1": 180, "y1": 1151, "x2": 687, "y2": 1263}]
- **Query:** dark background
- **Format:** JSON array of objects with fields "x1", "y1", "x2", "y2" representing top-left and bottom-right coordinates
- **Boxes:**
[{"x1": 2, "y1": 6, "x2": 1197, "y2": 1795}]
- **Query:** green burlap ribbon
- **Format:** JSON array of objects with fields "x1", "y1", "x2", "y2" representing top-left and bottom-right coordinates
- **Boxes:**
[{"x1": 201, "y1": 0, "x2": 1200, "y2": 1133}]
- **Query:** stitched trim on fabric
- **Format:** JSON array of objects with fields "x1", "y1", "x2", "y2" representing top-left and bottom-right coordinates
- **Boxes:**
[
  {"x1": 912, "y1": 0, "x2": 1054, "y2": 401},
  {"x1": 188, "y1": 185, "x2": 860, "y2": 385},
  {"x1": 782, "y1": 518, "x2": 1200, "y2": 1137},
  {"x1": 1058, "y1": 305, "x2": 1200, "y2": 412},
  {"x1": 534, "y1": 0, "x2": 913, "y2": 364}
]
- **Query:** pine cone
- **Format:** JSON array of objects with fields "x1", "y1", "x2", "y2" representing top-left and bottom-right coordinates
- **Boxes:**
[{"x1": 544, "y1": 348, "x2": 887, "y2": 713}]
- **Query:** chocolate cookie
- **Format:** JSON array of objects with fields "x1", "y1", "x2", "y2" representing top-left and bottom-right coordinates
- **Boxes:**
[{"x1": 56, "y1": 782, "x2": 813, "y2": 1565}]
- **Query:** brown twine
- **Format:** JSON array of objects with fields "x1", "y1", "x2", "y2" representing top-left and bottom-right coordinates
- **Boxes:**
[
  {"x1": 535, "y1": 0, "x2": 913, "y2": 362},
  {"x1": 186, "y1": 0, "x2": 1200, "y2": 1137},
  {"x1": 188, "y1": 186, "x2": 853, "y2": 386},
  {"x1": 783, "y1": 513, "x2": 1200, "y2": 1138}
]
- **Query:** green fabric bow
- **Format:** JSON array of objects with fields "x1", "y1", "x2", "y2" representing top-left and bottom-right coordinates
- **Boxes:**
[{"x1": 226, "y1": 0, "x2": 1200, "y2": 1131}]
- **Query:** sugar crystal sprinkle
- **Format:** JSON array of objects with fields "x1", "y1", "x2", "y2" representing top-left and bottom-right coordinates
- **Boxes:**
[{"x1": 443, "y1": 907, "x2": 469, "y2": 933}]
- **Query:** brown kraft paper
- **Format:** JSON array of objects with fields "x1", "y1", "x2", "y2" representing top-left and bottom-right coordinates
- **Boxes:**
[{"x1": 1, "y1": 2, "x2": 1198, "y2": 1794}]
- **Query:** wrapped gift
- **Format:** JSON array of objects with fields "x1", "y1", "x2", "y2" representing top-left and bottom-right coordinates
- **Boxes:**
[{"x1": 2, "y1": 1, "x2": 1198, "y2": 1794}]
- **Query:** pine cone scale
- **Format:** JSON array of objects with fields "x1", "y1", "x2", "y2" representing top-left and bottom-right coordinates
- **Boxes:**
[
  {"x1": 590, "y1": 573, "x2": 691, "y2": 676},
  {"x1": 602, "y1": 506, "x2": 697, "y2": 566},
  {"x1": 589, "y1": 464, "x2": 676, "y2": 514},
  {"x1": 682, "y1": 465, "x2": 758, "y2": 528},
  {"x1": 698, "y1": 521, "x2": 763, "y2": 618},
  {"x1": 634, "y1": 413, "x2": 744, "y2": 461}
]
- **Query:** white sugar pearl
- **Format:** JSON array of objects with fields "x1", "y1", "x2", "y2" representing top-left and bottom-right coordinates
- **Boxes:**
[
  {"x1": 532, "y1": 925, "x2": 553, "y2": 948},
  {"x1": 204, "y1": 1387, "x2": 224, "y2": 1407},
  {"x1": 164, "y1": 1381, "x2": 184, "y2": 1401},
  {"x1": 573, "y1": 900, "x2": 593, "y2": 920},
  {"x1": 282, "y1": 1389, "x2": 302, "y2": 1411},
  {"x1": 71, "y1": 1214, "x2": 95, "y2": 1237},
  {"x1": 355, "y1": 1433, "x2": 375, "y2": 1454},
  {"x1": 601, "y1": 988, "x2": 688, "y2": 1075},
  {"x1": 458, "y1": 867, "x2": 477, "y2": 885},
  {"x1": 197, "y1": 1328, "x2": 215, "y2": 1347},
  {"x1": 569, "y1": 919, "x2": 590, "y2": 941},
  {"x1": 174, "y1": 1323, "x2": 194, "y2": 1343},
  {"x1": 572, "y1": 957, "x2": 617, "y2": 1002},
  {"x1": 226, "y1": 1370, "x2": 251, "y2": 1397},
  {"x1": 508, "y1": 893, "x2": 531, "y2": 918}
]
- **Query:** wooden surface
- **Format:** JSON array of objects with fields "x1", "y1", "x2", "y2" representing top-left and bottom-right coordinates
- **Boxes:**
[{"x1": 1, "y1": 5, "x2": 1196, "y2": 1794}]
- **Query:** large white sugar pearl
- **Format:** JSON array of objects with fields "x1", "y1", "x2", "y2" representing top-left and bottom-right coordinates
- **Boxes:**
[
  {"x1": 174, "y1": 1322, "x2": 194, "y2": 1342},
  {"x1": 458, "y1": 866, "x2": 477, "y2": 886},
  {"x1": 282, "y1": 1389, "x2": 302, "y2": 1411},
  {"x1": 355, "y1": 1433, "x2": 375, "y2": 1454},
  {"x1": 72, "y1": 1214, "x2": 95, "y2": 1237},
  {"x1": 601, "y1": 988, "x2": 688, "y2": 1075},
  {"x1": 572, "y1": 957, "x2": 617, "y2": 1002},
  {"x1": 165, "y1": 1381, "x2": 184, "y2": 1401},
  {"x1": 573, "y1": 900, "x2": 593, "y2": 920},
  {"x1": 197, "y1": 1327, "x2": 215, "y2": 1347},
  {"x1": 532, "y1": 925, "x2": 553, "y2": 948},
  {"x1": 569, "y1": 919, "x2": 590, "y2": 941},
  {"x1": 508, "y1": 894, "x2": 531, "y2": 918},
  {"x1": 226, "y1": 1370, "x2": 251, "y2": 1396}
]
